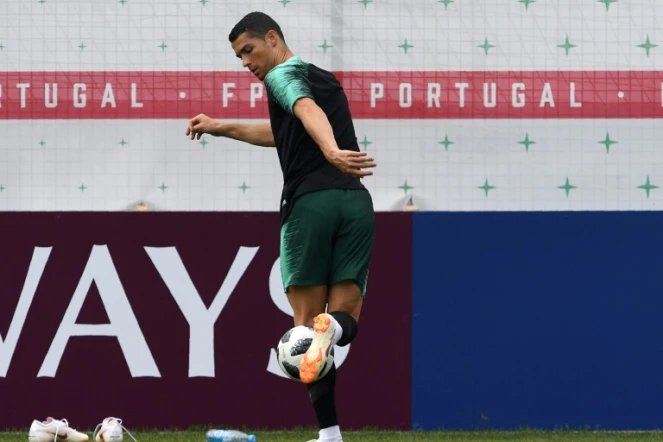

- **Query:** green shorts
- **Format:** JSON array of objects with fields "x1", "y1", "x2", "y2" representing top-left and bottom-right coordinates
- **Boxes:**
[{"x1": 280, "y1": 189, "x2": 375, "y2": 297}]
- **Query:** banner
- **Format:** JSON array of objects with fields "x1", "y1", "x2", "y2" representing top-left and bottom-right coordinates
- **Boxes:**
[
  {"x1": 3, "y1": 1, "x2": 663, "y2": 212},
  {"x1": 411, "y1": 212, "x2": 663, "y2": 430},
  {"x1": 2, "y1": 71, "x2": 662, "y2": 119},
  {"x1": 0, "y1": 212, "x2": 412, "y2": 430}
]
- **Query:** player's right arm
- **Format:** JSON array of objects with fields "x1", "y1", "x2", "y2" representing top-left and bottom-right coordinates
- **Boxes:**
[{"x1": 185, "y1": 113, "x2": 275, "y2": 147}]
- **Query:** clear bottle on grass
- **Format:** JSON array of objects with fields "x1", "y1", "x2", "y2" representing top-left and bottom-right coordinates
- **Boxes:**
[{"x1": 205, "y1": 429, "x2": 256, "y2": 442}]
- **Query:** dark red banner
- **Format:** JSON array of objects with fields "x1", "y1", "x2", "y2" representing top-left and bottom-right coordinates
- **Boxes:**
[
  {"x1": 0, "y1": 212, "x2": 412, "y2": 430},
  {"x1": 1, "y1": 71, "x2": 662, "y2": 119}
]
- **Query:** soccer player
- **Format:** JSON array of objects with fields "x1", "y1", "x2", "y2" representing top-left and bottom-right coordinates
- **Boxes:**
[{"x1": 185, "y1": 11, "x2": 375, "y2": 442}]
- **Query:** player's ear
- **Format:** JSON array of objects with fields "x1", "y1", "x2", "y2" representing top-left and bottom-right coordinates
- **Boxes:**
[{"x1": 266, "y1": 30, "x2": 279, "y2": 47}]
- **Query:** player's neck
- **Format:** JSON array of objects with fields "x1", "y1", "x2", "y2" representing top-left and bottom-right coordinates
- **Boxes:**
[{"x1": 273, "y1": 48, "x2": 296, "y2": 67}]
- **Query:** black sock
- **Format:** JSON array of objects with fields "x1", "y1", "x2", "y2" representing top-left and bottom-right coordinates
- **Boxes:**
[
  {"x1": 306, "y1": 364, "x2": 338, "y2": 429},
  {"x1": 330, "y1": 311, "x2": 358, "y2": 347}
]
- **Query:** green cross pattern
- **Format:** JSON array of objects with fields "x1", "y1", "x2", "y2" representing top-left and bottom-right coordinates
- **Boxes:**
[
  {"x1": 519, "y1": 134, "x2": 536, "y2": 152},
  {"x1": 518, "y1": 0, "x2": 536, "y2": 11},
  {"x1": 638, "y1": 176, "x2": 658, "y2": 198},
  {"x1": 557, "y1": 36, "x2": 577, "y2": 56},
  {"x1": 399, "y1": 39, "x2": 413, "y2": 54},
  {"x1": 478, "y1": 179, "x2": 495, "y2": 197},
  {"x1": 598, "y1": 133, "x2": 617, "y2": 153},
  {"x1": 398, "y1": 180, "x2": 414, "y2": 195},
  {"x1": 319, "y1": 40, "x2": 333, "y2": 53},
  {"x1": 438, "y1": 135, "x2": 455, "y2": 151},
  {"x1": 638, "y1": 35, "x2": 658, "y2": 57},
  {"x1": 598, "y1": 0, "x2": 617, "y2": 11},
  {"x1": 478, "y1": 38, "x2": 496, "y2": 55},
  {"x1": 558, "y1": 177, "x2": 577, "y2": 197}
]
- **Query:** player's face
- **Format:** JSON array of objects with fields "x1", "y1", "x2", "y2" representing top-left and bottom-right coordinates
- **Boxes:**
[{"x1": 232, "y1": 32, "x2": 274, "y2": 81}]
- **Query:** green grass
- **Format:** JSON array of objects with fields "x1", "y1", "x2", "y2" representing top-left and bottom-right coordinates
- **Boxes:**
[{"x1": 5, "y1": 430, "x2": 663, "y2": 442}]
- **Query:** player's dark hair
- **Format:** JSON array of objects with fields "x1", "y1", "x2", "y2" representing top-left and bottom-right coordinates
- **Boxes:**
[{"x1": 228, "y1": 12, "x2": 286, "y2": 44}]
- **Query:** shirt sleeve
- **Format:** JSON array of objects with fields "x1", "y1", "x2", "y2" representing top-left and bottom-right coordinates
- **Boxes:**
[{"x1": 264, "y1": 56, "x2": 314, "y2": 115}]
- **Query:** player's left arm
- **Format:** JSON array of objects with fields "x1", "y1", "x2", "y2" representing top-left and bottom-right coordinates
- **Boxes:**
[
  {"x1": 294, "y1": 99, "x2": 376, "y2": 178},
  {"x1": 293, "y1": 99, "x2": 343, "y2": 158}
]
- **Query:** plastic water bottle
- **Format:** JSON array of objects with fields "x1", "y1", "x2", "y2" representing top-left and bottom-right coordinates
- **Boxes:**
[{"x1": 205, "y1": 429, "x2": 256, "y2": 442}]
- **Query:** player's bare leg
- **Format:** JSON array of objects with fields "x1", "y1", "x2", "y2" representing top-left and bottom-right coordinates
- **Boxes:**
[
  {"x1": 327, "y1": 280, "x2": 363, "y2": 322},
  {"x1": 300, "y1": 280, "x2": 362, "y2": 383},
  {"x1": 286, "y1": 285, "x2": 328, "y2": 326},
  {"x1": 285, "y1": 284, "x2": 339, "y2": 441},
  {"x1": 299, "y1": 280, "x2": 364, "y2": 442}
]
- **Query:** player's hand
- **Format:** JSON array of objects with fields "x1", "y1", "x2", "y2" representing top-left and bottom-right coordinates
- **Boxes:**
[
  {"x1": 185, "y1": 114, "x2": 221, "y2": 140},
  {"x1": 326, "y1": 150, "x2": 376, "y2": 178}
]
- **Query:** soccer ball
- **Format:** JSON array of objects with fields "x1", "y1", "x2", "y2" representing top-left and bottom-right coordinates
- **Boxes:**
[{"x1": 277, "y1": 325, "x2": 335, "y2": 382}]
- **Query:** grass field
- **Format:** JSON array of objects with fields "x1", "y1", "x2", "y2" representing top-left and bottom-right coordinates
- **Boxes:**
[{"x1": 4, "y1": 429, "x2": 663, "y2": 442}]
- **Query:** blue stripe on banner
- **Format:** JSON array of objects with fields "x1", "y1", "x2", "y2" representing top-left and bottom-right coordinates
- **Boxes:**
[{"x1": 412, "y1": 212, "x2": 663, "y2": 430}]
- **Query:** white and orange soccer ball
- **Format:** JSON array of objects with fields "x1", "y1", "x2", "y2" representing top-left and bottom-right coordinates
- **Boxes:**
[{"x1": 277, "y1": 325, "x2": 335, "y2": 382}]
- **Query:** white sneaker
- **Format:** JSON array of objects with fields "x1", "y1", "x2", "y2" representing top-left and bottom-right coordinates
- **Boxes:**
[
  {"x1": 28, "y1": 417, "x2": 89, "y2": 442},
  {"x1": 93, "y1": 418, "x2": 137, "y2": 442}
]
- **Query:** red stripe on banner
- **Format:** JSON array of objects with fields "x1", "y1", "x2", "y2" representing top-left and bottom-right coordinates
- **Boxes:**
[{"x1": 0, "y1": 71, "x2": 662, "y2": 119}]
